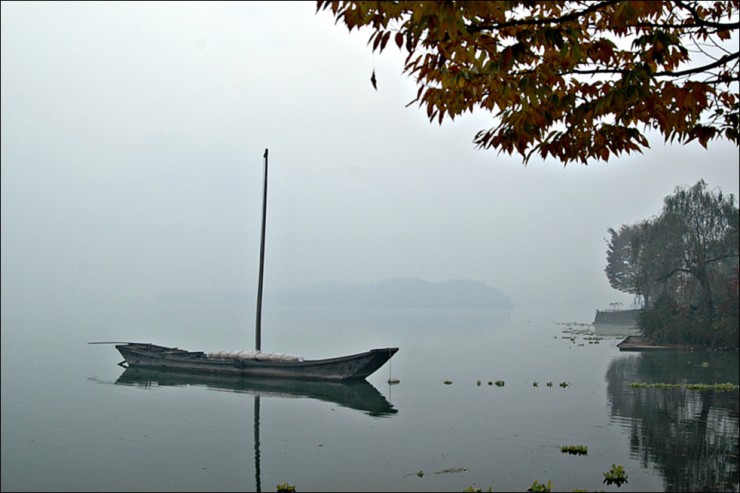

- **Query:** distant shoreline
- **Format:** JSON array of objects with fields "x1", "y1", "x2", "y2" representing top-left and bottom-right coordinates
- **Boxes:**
[{"x1": 156, "y1": 277, "x2": 514, "y2": 310}]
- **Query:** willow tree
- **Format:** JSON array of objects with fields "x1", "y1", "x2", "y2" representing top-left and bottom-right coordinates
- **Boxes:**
[
  {"x1": 656, "y1": 179, "x2": 739, "y2": 317},
  {"x1": 317, "y1": 1, "x2": 740, "y2": 164}
]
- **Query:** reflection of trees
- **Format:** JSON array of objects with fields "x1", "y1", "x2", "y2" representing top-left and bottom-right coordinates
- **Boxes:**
[{"x1": 606, "y1": 352, "x2": 739, "y2": 492}]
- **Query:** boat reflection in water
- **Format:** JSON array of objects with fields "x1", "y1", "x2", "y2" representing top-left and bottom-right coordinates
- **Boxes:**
[
  {"x1": 116, "y1": 367, "x2": 397, "y2": 417},
  {"x1": 116, "y1": 367, "x2": 398, "y2": 492}
]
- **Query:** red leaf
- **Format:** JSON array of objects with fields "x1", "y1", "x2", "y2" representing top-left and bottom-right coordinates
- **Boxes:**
[{"x1": 380, "y1": 31, "x2": 391, "y2": 51}]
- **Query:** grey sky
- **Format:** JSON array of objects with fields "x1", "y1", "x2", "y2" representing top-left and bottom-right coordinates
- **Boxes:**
[{"x1": 2, "y1": 1, "x2": 739, "y2": 323}]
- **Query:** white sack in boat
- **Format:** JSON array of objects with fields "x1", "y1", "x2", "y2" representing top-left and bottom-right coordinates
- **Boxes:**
[
  {"x1": 237, "y1": 351, "x2": 259, "y2": 359},
  {"x1": 268, "y1": 352, "x2": 304, "y2": 362},
  {"x1": 207, "y1": 350, "x2": 303, "y2": 362}
]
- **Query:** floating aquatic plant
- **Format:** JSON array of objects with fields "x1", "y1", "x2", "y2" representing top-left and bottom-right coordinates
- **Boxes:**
[
  {"x1": 603, "y1": 464, "x2": 628, "y2": 486},
  {"x1": 527, "y1": 479, "x2": 553, "y2": 492},
  {"x1": 463, "y1": 486, "x2": 493, "y2": 492},
  {"x1": 629, "y1": 382, "x2": 738, "y2": 392},
  {"x1": 560, "y1": 444, "x2": 588, "y2": 455}
]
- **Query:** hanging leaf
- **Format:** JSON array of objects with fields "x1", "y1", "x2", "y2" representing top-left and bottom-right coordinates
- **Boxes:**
[{"x1": 370, "y1": 69, "x2": 377, "y2": 90}]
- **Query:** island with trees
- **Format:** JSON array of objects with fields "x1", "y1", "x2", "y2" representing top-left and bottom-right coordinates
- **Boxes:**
[{"x1": 605, "y1": 180, "x2": 738, "y2": 350}]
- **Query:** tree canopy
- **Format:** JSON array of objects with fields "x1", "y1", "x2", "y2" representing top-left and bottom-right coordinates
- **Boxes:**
[{"x1": 317, "y1": 1, "x2": 740, "y2": 164}]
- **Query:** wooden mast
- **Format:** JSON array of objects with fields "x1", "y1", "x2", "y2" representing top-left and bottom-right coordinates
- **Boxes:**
[{"x1": 255, "y1": 148, "x2": 268, "y2": 351}]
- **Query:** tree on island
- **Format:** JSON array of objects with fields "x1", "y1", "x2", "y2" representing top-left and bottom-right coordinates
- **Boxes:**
[
  {"x1": 316, "y1": 1, "x2": 739, "y2": 165},
  {"x1": 605, "y1": 180, "x2": 739, "y2": 349}
]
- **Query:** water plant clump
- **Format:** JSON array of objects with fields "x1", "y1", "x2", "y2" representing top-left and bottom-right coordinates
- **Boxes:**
[
  {"x1": 276, "y1": 482, "x2": 296, "y2": 492},
  {"x1": 527, "y1": 479, "x2": 553, "y2": 492},
  {"x1": 495, "y1": 380, "x2": 505, "y2": 387},
  {"x1": 629, "y1": 382, "x2": 739, "y2": 392},
  {"x1": 463, "y1": 486, "x2": 492, "y2": 493},
  {"x1": 686, "y1": 382, "x2": 738, "y2": 391},
  {"x1": 561, "y1": 444, "x2": 588, "y2": 455},
  {"x1": 603, "y1": 464, "x2": 628, "y2": 486}
]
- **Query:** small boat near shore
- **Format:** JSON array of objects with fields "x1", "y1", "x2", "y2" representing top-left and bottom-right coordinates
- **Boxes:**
[{"x1": 617, "y1": 335, "x2": 671, "y2": 351}]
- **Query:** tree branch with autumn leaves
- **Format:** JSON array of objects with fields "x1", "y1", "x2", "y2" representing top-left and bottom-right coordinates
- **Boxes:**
[{"x1": 317, "y1": 0, "x2": 739, "y2": 165}]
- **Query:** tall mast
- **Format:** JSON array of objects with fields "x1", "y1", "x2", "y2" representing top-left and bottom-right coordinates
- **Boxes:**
[{"x1": 255, "y1": 148, "x2": 268, "y2": 351}]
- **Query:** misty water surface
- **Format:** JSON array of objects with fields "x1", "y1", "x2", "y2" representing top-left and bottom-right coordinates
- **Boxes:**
[{"x1": 2, "y1": 302, "x2": 737, "y2": 492}]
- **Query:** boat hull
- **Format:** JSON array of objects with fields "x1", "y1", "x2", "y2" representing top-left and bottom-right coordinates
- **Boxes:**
[
  {"x1": 617, "y1": 335, "x2": 671, "y2": 351},
  {"x1": 115, "y1": 343, "x2": 399, "y2": 381}
]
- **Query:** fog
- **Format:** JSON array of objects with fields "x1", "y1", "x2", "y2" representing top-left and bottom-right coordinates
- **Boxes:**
[{"x1": 2, "y1": 1, "x2": 738, "y2": 330}]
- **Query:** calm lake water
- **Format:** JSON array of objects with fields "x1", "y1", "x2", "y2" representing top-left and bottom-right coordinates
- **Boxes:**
[{"x1": 1, "y1": 303, "x2": 738, "y2": 492}]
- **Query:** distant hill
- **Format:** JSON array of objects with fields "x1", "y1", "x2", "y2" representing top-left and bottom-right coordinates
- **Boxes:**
[{"x1": 267, "y1": 278, "x2": 513, "y2": 309}]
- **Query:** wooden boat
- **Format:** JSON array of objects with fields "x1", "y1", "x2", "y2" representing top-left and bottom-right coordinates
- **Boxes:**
[
  {"x1": 105, "y1": 149, "x2": 399, "y2": 381},
  {"x1": 115, "y1": 366, "x2": 398, "y2": 416},
  {"x1": 617, "y1": 335, "x2": 671, "y2": 351},
  {"x1": 114, "y1": 342, "x2": 399, "y2": 381}
]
